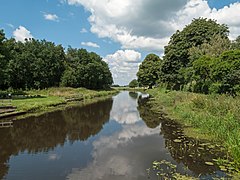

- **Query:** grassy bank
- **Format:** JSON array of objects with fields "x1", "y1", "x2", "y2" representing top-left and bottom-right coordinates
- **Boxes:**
[
  {"x1": 147, "y1": 87, "x2": 240, "y2": 166},
  {"x1": 1, "y1": 87, "x2": 118, "y2": 115}
]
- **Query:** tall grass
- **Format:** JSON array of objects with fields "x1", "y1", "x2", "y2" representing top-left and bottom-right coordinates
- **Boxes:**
[{"x1": 147, "y1": 87, "x2": 240, "y2": 164}]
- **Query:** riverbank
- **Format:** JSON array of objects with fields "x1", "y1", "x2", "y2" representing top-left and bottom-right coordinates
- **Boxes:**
[
  {"x1": 146, "y1": 87, "x2": 240, "y2": 168},
  {"x1": 0, "y1": 87, "x2": 118, "y2": 119}
]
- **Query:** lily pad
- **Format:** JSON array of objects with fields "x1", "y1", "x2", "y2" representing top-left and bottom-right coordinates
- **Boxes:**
[
  {"x1": 205, "y1": 162, "x2": 214, "y2": 166},
  {"x1": 173, "y1": 139, "x2": 182, "y2": 143},
  {"x1": 219, "y1": 166, "x2": 227, "y2": 171}
]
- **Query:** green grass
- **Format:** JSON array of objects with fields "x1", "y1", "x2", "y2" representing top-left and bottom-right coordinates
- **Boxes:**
[
  {"x1": 8, "y1": 87, "x2": 118, "y2": 113},
  {"x1": 12, "y1": 96, "x2": 65, "y2": 112},
  {"x1": 147, "y1": 87, "x2": 240, "y2": 166}
]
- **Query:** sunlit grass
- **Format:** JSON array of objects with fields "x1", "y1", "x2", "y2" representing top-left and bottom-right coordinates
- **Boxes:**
[
  {"x1": 10, "y1": 87, "x2": 118, "y2": 113},
  {"x1": 12, "y1": 96, "x2": 65, "y2": 112}
]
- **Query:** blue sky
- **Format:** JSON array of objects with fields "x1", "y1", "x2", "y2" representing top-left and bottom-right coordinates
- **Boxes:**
[
  {"x1": 0, "y1": 0, "x2": 120, "y2": 56},
  {"x1": 1, "y1": 0, "x2": 240, "y2": 85}
]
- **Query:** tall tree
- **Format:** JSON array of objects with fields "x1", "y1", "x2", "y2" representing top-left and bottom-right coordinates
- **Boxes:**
[
  {"x1": 137, "y1": 54, "x2": 162, "y2": 88},
  {"x1": 0, "y1": 30, "x2": 8, "y2": 89},
  {"x1": 61, "y1": 48, "x2": 113, "y2": 89},
  {"x1": 129, "y1": 79, "x2": 138, "y2": 88},
  {"x1": 161, "y1": 18, "x2": 229, "y2": 90},
  {"x1": 6, "y1": 39, "x2": 65, "y2": 89},
  {"x1": 211, "y1": 50, "x2": 240, "y2": 95},
  {"x1": 232, "y1": 35, "x2": 240, "y2": 50}
]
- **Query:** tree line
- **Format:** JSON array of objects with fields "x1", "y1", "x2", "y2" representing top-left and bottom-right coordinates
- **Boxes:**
[
  {"x1": 137, "y1": 18, "x2": 240, "y2": 95},
  {"x1": 0, "y1": 30, "x2": 113, "y2": 90}
]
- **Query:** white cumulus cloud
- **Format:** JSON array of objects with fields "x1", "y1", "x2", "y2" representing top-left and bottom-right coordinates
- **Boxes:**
[
  {"x1": 103, "y1": 50, "x2": 141, "y2": 85},
  {"x1": 66, "y1": 123, "x2": 162, "y2": 180},
  {"x1": 13, "y1": 26, "x2": 33, "y2": 42},
  {"x1": 44, "y1": 13, "x2": 59, "y2": 22},
  {"x1": 110, "y1": 91, "x2": 141, "y2": 124},
  {"x1": 67, "y1": 0, "x2": 240, "y2": 52},
  {"x1": 81, "y1": 41, "x2": 100, "y2": 48}
]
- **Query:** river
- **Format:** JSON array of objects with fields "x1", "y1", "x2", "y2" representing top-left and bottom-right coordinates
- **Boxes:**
[{"x1": 0, "y1": 91, "x2": 228, "y2": 179}]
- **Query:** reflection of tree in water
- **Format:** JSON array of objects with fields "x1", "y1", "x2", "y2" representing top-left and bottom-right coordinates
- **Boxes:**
[
  {"x1": 63, "y1": 99, "x2": 113, "y2": 141},
  {"x1": 0, "y1": 98, "x2": 113, "y2": 179},
  {"x1": 138, "y1": 97, "x2": 161, "y2": 128},
  {"x1": 138, "y1": 97, "x2": 228, "y2": 177},
  {"x1": 128, "y1": 92, "x2": 138, "y2": 100},
  {"x1": 160, "y1": 120, "x2": 228, "y2": 176}
]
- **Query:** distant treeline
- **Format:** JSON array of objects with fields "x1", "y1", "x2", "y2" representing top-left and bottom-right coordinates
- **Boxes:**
[
  {"x1": 0, "y1": 30, "x2": 113, "y2": 90},
  {"x1": 137, "y1": 18, "x2": 240, "y2": 95}
]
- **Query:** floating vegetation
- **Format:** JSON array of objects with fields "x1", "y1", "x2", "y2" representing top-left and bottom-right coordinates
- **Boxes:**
[
  {"x1": 205, "y1": 162, "x2": 214, "y2": 166},
  {"x1": 152, "y1": 160, "x2": 177, "y2": 179},
  {"x1": 173, "y1": 139, "x2": 182, "y2": 143},
  {"x1": 139, "y1": 94, "x2": 240, "y2": 178},
  {"x1": 149, "y1": 160, "x2": 196, "y2": 180}
]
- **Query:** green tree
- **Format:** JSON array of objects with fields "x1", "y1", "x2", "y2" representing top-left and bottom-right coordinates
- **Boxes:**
[
  {"x1": 0, "y1": 30, "x2": 9, "y2": 89},
  {"x1": 129, "y1": 79, "x2": 138, "y2": 88},
  {"x1": 189, "y1": 34, "x2": 231, "y2": 61},
  {"x1": 190, "y1": 50, "x2": 240, "y2": 95},
  {"x1": 161, "y1": 18, "x2": 229, "y2": 90},
  {"x1": 6, "y1": 39, "x2": 65, "y2": 89},
  {"x1": 232, "y1": 35, "x2": 240, "y2": 50},
  {"x1": 137, "y1": 54, "x2": 162, "y2": 88},
  {"x1": 61, "y1": 48, "x2": 113, "y2": 89},
  {"x1": 182, "y1": 34, "x2": 231, "y2": 92},
  {"x1": 211, "y1": 50, "x2": 240, "y2": 95},
  {"x1": 191, "y1": 56, "x2": 215, "y2": 93}
]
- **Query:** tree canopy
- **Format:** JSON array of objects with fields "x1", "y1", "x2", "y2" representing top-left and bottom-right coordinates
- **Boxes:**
[
  {"x1": 137, "y1": 54, "x2": 162, "y2": 88},
  {"x1": 160, "y1": 18, "x2": 229, "y2": 90},
  {"x1": 129, "y1": 79, "x2": 138, "y2": 88},
  {"x1": 61, "y1": 48, "x2": 113, "y2": 89},
  {"x1": 136, "y1": 18, "x2": 240, "y2": 95},
  {"x1": 0, "y1": 29, "x2": 113, "y2": 90}
]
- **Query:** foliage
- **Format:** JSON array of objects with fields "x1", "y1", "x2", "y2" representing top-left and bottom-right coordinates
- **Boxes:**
[
  {"x1": 128, "y1": 79, "x2": 138, "y2": 88},
  {"x1": 0, "y1": 30, "x2": 8, "y2": 89},
  {"x1": 211, "y1": 50, "x2": 240, "y2": 95},
  {"x1": 147, "y1": 87, "x2": 240, "y2": 165},
  {"x1": 0, "y1": 29, "x2": 113, "y2": 91},
  {"x1": 232, "y1": 36, "x2": 240, "y2": 50},
  {"x1": 1, "y1": 38, "x2": 66, "y2": 89},
  {"x1": 61, "y1": 48, "x2": 113, "y2": 89},
  {"x1": 10, "y1": 87, "x2": 118, "y2": 113},
  {"x1": 137, "y1": 53, "x2": 162, "y2": 88},
  {"x1": 189, "y1": 34, "x2": 231, "y2": 62},
  {"x1": 191, "y1": 56, "x2": 215, "y2": 93},
  {"x1": 161, "y1": 18, "x2": 229, "y2": 90}
]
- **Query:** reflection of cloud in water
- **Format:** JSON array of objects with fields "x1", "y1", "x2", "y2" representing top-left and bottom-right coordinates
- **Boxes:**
[
  {"x1": 48, "y1": 153, "x2": 61, "y2": 161},
  {"x1": 66, "y1": 123, "x2": 162, "y2": 180},
  {"x1": 110, "y1": 92, "x2": 141, "y2": 124}
]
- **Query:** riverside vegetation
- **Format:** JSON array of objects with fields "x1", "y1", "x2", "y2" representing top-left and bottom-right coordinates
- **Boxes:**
[
  {"x1": 0, "y1": 28, "x2": 114, "y2": 117},
  {"x1": 135, "y1": 18, "x2": 240, "y2": 176},
  {"x1": 0, "y1": 87, "x2": 118, "y2": 118},
  {"x1": 147, "y1": 88, "x2": 240, "y2": 167}
]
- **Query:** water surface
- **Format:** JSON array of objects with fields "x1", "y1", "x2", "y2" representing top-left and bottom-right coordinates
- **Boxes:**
[{"x1": 0, "y1": 91, "x2": 227, "y2": 179}]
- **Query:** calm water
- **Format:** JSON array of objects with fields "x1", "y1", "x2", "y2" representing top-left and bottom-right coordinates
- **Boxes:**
[{"x1": 0, "y1": 91, "x2": 228, "y2": 180}]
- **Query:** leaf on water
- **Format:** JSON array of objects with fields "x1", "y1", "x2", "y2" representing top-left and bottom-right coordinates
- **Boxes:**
[
  {"x1": 173, "y1": 139, "x2": 182, "y2": 143},
  {"x1": 219, "y1": 166, "x2": 227, "y2": 171},
  {"x1": 205, "y1": 162, "x2": 214, "y2": 166}
]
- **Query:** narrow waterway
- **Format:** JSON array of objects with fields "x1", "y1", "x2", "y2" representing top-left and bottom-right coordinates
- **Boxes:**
[{"x1": 0, "y1": 91, "x2": 228, "y2": 179}]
